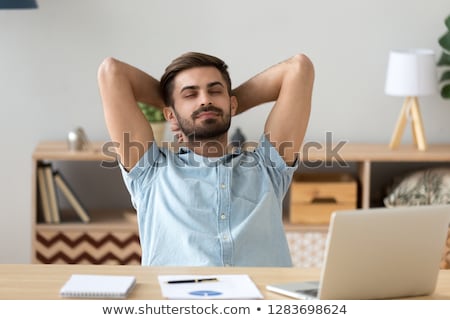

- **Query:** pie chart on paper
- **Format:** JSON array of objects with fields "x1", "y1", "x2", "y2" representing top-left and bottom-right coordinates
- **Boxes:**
[{"x1": 189, "y1": 290, "x2": 223, "y2": 297}]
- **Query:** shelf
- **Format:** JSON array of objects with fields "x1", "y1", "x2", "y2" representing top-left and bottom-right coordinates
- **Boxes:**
[
  {"x1": 31, "y1": 140, "x2": 450, "y2": 266},
  {"x1": 36, "y1": 209, "x2": 137, "y2": 232},
  {"x1": 31, "y1": 141, "x2": 141, "y2": 264},
  {"x1": 301, "y1": 143, "x2": 450, "y2": 162},
  {"x1": 32, "y1": 141, "x2": 114, "y2": 162},
  {"x1": 283, "y1": 222, "x2": 329, "y2": 232}
]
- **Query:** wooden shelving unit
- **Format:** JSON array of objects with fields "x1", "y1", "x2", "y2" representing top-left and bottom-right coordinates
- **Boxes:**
[
  {"x1": 32, "y1": 141, "x2": 140, "y2": 265},
  {"x1": 298, "y1": 142, "x2": 450, "y2": 208},
  {"x1": 31, "y1": 141, "x2": 450, "y2": 267},
  {"x1": 284, "y1": 143, "x2": 450, "y2": 267}
]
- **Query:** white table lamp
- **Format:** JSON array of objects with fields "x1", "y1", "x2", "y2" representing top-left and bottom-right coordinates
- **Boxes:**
[{"x1": 385, "y1": 49, "x2": 438, "y2": 151}]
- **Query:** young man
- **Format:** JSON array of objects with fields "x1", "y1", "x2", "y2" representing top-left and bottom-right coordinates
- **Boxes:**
[{"x1": 98, "y1": 52, "x2": 314, "y2": 266}]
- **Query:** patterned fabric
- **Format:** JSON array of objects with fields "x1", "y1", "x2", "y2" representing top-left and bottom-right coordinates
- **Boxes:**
[
  {"x1": 442, "y1": 228, "x2": 450, "y2": 269},
  {"x1": 286, "y1": 230, "x2": 327, "y2": 268},
  {"x1": 35, "y1": 230, "x2": 141, "y2": 264},
  {"x1": 384, "y1": 168, "x2": 450, "y2": 207}
]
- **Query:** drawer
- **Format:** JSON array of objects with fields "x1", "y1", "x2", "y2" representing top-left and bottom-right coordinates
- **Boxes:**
[
  {"x1": 290, "y1": 173, "x2": 356, "y2": 203},
  {"x1": 290, "y1": 202, "x2": 356, "y2": 224},
  {"x1": 290, "y1": 172, "x2": 357, "y2": 224}
]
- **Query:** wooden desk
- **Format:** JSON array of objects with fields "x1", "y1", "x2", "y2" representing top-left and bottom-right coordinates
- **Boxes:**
[{"x1": 0, "y1": 264, "x2": 449, "y2": 300}]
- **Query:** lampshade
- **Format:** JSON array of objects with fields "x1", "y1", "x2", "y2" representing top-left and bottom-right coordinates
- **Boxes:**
[{"x1": 385, "y1": 49, "x2": 438, "y2": 96}]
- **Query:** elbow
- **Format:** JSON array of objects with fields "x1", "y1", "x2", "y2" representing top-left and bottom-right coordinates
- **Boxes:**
[
  {"x1": 291, "y1": 53, "x2": 314, "y2": 71},
  {"x1": 289, "y1": 53, "x2": 315, "y2": 83},
  {"x1": 97, "y1": 57, "x2": 121, "y2": 82}
]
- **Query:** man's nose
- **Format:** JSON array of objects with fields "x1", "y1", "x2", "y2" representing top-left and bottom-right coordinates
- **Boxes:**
[{"x1": 199, "y1": 91, "x2": 212, "y2": 106}]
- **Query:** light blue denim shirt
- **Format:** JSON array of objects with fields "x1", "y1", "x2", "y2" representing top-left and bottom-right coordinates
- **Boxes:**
[{"x1": 119, "y1": 134, "x2": 297, "y2": 266}]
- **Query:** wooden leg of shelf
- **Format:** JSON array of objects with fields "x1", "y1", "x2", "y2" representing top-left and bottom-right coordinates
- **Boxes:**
[
  {"x1": 410, "y1": 97, "x2": 427, "y2": 151},
  {"x1": 358, "y1": 160, "x2": 371, "y2": 209},
  {"x1": 389, "y1": 97, "x2": 410, "y2": 150}
]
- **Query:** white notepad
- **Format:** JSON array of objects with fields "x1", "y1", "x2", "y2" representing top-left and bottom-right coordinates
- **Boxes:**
[{"x1": 60, "y1": 274, "x2": 136, "y2": 299}]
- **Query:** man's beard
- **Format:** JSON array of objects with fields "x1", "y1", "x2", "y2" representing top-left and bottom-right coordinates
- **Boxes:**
[{"x1": 174, "y1": 105, "x2": 232, "y2": 142}]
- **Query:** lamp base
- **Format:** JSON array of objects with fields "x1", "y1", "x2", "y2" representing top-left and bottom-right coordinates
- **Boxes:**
[{"x1": 389, "y1": 96, "x2": 427, "y2": 151}]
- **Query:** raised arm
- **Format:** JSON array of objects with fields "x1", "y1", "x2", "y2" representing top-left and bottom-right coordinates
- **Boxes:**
[
  {"x1": 232, "y1": 54, "x2": 314, "y2": 165},
  {"x1": 97, "y1": 57, "x2": 166, "y2": 171}
]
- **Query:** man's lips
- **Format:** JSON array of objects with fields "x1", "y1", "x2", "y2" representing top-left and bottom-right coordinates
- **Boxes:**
[
  {"x1": 192, "y1": 106, "x2": 223, "y2": 119},
  {"x1": 196, "y1": 111, "x2": 219, "y2": 119}
]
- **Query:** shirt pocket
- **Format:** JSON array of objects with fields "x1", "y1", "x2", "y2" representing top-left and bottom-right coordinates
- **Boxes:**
[
  {"x1": 176, "y1": 178, "x2": 217, "y2": 215},
  {"x1": 231, "y1": 165, "x2": 269, "y2": 206}
]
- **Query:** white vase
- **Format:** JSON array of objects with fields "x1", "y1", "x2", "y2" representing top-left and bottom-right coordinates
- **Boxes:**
[{"x1": 151, "y1": 122, "x2": 166, "y2": 146}]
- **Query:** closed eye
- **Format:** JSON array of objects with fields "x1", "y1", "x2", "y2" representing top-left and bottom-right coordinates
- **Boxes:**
[
  {"x1": 183, "y1": 92, "x2": 197, "y2": 98},
  {"x1": 207, "y1": 82, "x2": 225, "y2": 94}
]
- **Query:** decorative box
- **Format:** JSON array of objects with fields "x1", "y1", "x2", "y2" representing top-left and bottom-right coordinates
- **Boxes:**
[{"x1": 290, "y1": 172, "x2": 357, "y2": 224}]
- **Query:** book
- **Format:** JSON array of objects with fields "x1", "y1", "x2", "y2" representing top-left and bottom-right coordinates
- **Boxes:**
[
  {"x1": 158, "y1": 274, "x2": 263, "y2": 299},
  {"x1": 53, "y1": 170, "x2": 90, "y2": 223},
  {"x1": 44, "y1": 164, "x2": 60, "y2": 223},
  {"x1": 60, "y1": 274, "x2": 136, "y2": 299},
  {"x1": 37, "y1": 165, "x2": 52, "y2": 223}
]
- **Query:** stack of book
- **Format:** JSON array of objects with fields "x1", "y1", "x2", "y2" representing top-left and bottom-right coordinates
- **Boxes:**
[{"x1": 37, "y1": 162, "x2": 90, "y2": 223}]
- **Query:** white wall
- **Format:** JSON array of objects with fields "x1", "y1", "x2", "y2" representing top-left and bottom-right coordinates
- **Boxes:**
[{"x1": 1, "y1": 0, "x2": 449, "y2": 263}]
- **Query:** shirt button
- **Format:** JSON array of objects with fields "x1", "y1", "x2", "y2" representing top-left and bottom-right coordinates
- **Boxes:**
[
  {"x1": 220, "y1": 213, "x2": 226, "y2": 220},
  {"x1": 220, "y1": 183, "x2": 226, "y2": 189},
  {"x1": 223, "y1": 234, "x2": 228, "y2": 240}
]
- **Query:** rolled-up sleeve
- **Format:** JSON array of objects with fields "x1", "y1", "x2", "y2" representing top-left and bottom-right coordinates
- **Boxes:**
[{"x1": 254, "y1": 134, "x2": 298, "y2": 199}]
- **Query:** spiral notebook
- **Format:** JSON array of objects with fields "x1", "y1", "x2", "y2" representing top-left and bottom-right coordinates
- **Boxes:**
[{"x1": 60, "y1": 274, "x2": 136, "y2": 299}]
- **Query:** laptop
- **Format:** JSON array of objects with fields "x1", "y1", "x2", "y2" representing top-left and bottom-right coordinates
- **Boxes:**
[{"x1": 267, "y1": 205, "x2": 450, "y2": 300}]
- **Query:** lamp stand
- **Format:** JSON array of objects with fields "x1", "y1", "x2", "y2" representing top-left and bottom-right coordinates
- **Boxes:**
[{"x1": 389, "y1": 96, "x2": 427, "y2": 151}]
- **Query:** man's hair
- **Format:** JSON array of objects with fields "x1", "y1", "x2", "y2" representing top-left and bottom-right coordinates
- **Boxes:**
[{"x1": 160, "y1": 52, "x2": 232, "y2": 107}]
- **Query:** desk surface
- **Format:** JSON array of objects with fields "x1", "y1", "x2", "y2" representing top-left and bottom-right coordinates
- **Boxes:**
[{"x1": 1, "y1": 264, "x2": 449, "y2": 300}]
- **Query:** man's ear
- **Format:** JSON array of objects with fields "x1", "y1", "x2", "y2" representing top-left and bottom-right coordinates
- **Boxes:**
[
  {"x1": 164, "y1": 106, "x2": 183, "y2": 141},
  {"x1": 230, "y1": 96, "x2": 238, "y2": 116},
  {"x1": 163, "y1": 106, "x2": 175, "y2": 122},
  {"x1": 164, "y1": 106, "x2": 180, "y2": 129}
]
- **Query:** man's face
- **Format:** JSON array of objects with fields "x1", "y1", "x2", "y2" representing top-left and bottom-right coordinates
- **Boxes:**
[{"x1": 168, "y1": 67, "x2": 237, "y2": 142}]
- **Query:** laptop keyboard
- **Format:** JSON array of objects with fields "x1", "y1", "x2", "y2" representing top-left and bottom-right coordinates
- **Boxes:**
[{"x1": 295, "y1": 288, "x2": 319, "y2": 298}]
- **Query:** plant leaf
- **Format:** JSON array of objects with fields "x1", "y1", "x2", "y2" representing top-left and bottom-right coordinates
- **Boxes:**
[
  {"x1": 440, "y1": 70, "x2": 450, "y2": 82},
  {"x1": 437, "y1": 51, "x2": 450, "y2": 66},
  {"x1": 439, "y1": 32, "x2": 450, "y2": 51},
  {"x1": 137, "y1": 102, "x2": 165, "y2": 122},
  {"x1": 445, "y1": 15, "x2": 450, "y2": 30},
  {"x1": 441, "y1": 84, "x2": 450, "y2": 99}
]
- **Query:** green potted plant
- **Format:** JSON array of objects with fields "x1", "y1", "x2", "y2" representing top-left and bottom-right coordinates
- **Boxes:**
[
  {"x1": 437, "y1": 14, "x2": 450, "y2": 99},
  {"x1": 137, "y1": 102, "x2": 166, "y2": 145}
]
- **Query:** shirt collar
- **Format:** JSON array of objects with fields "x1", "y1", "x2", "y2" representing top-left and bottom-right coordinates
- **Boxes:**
[
  {"x1": 174, "y1": 145, "x2": 242, "y2": 157},
  {"x1": 166, "y1": 144, "x2": 242, "y2": 167}
]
